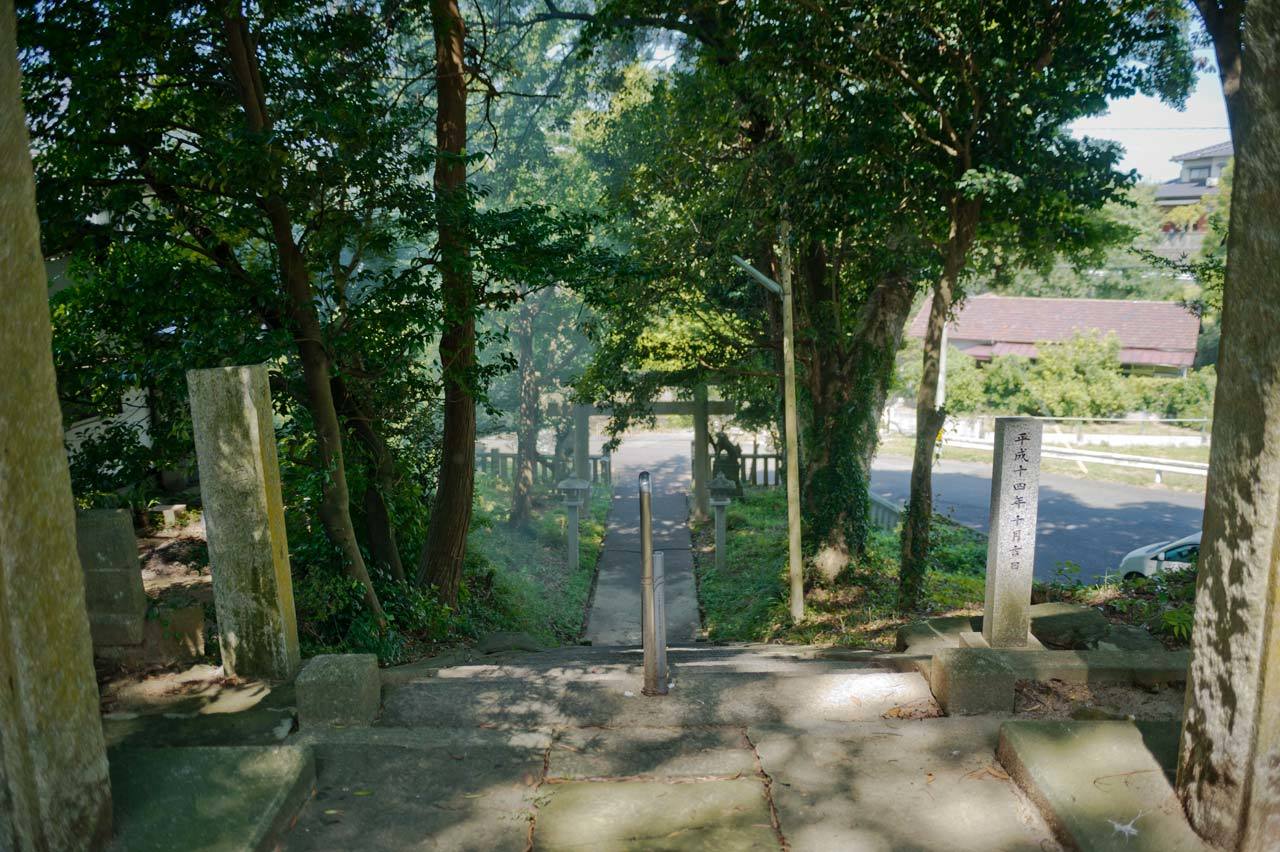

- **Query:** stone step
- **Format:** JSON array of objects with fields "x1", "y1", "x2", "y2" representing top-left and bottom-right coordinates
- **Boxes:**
[
  {"x1": 381, "y1": 668, "x2": 937, "y2": 729},
  {"x1": 107, "y1": 746, "x2": 314, "y2": 852}
]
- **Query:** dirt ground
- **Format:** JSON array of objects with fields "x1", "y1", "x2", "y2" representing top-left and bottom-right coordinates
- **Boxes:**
[
  {"x1": 1014, "y1": 678, "x2": 1186, "y2": 721},
  {"x1": 138, "y1": 515, "x2": 212, "y2": 606}
]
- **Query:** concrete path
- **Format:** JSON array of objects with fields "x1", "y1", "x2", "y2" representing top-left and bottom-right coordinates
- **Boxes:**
[
  {"x1": 586, "y1": 431, "x2": 701, "y2": 646},
  {"x1": 282, "y1": 645, "x2": 1059, "y2": 851}
]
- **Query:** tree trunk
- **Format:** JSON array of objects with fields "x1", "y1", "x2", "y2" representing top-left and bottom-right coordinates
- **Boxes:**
[
  {"x1": 899, "y1": 197, "x2": 980, "y2": 610},
  {"x1": 416, "y1": 0, "x2": 475, "y2": 605},
  {"x1": 799, "y1": 238, "x2": 916, "y2": 578},
  {"x1": 331, "y1": 376, "x2": 406, "y2": 583},
  {"x1": 1177, "y1": 5, "x2": 1280, "y2": 849},
  {"x1": 510, "y1": 295, "x2": 539, "y2": 527},
  {"x1": 221, "y1": 8, "x2": 385, "y2": 621}
]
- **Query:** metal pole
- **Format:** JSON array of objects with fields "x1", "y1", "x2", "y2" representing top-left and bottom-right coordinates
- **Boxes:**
[
  {"x1": 779, "y1": 223, "x2": 805, "y2": 623},
  {"x1": 638, "y1": 472, "x2": 664, "y2": 695},
  {"x1": 654, "y1": 550, "x2": 668, "y2": 690},
  {"x1": 731, "y1": 248, "x2": 804, "y2": 621}
]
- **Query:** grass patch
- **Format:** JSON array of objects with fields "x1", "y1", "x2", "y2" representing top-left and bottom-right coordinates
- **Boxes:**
[
  {"x1": 461, "y1": 471, "x2": 611, "y2": 646},
  {"x1": 693, "y1": 487, "x2": 986, "y2": 649}
]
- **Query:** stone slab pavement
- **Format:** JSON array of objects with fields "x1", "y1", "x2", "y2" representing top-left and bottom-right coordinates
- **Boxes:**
[
  {"x1": 281, "y1": 646, "x2": 1060, "y2": 851},
  {"x1": 586, "y1": 432, "x2": 702, "y2": 646}
]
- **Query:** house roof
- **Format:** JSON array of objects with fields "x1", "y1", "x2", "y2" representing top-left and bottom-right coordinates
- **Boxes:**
[
  {"x1": 907, "y1": 295, "x2": 1200, "y2": 368},
  {"x1": 1153, "y1": 181, "x2": 1217, "y2": 203},
  {"x1": 1171, "y1": 141, "x2": 1233, "y2": 161}
]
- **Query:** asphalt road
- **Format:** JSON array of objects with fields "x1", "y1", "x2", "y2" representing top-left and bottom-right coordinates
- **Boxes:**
[
  {"x1": 490, "y1": 427, "x2": 1207, "y2": 585},
  {"x1": 870, "y1": 454, "x2": 1205, "y2": 582}
]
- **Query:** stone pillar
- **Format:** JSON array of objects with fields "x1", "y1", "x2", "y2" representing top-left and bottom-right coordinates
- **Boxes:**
[
  {"x1": 712, "y1": 497, "x2": 730, "y2": 573},
  {"x1": 557, "y1": 478, "x2": 589, "y2": 578},
  {"x1": 0, "y1": 4, "x2": 113, "y2": 843},
  {"x1": 692, "y1": 384, "x2": 710, "y2": 522},
  {"x1": 187, "y1": 366, "x2": 300, "y2": 680},
  {"x1": 76, "y1": 509, "x2": 148, "y2": 648},
  {"x1": 980, "y1": 418, "x2": 1042, "y2": 648}
]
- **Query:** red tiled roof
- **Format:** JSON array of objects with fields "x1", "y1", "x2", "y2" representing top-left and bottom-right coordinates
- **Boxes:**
[{"x1": 909, "y1": 295, "x2": 1199, "y2": 369}]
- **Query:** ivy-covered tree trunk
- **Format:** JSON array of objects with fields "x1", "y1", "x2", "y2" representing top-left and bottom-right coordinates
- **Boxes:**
[
  {"x1": 800, "y1": 239, "x2": 915, "y2": 579},
  {"x1": 417, "y1": 0, "x2": 476, "y2": 605},
  {"x1": 510, "y1": 295, "x2": 539, "y2": 527},
  {"x1": 222, "y1": 7, "x2": 385, "y2": 621},
  {"x1": 899, "y1": 198, "x2": 979, "y2": 610}
]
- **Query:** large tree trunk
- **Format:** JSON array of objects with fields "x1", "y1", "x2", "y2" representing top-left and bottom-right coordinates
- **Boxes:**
[
  {"x1": 1177, "y1": 5, "x2": 1280, "y2": 849},
  {"x1": 510, "y1": 295, "x2": 539, "y2": 527},
  {"x1": 899, "y1": 197, "x2": 980, "y2": 610},
  {"x1": 222, "y1": 8, "x2": 385, "y2": 621},
  {"x1": 416, "y1": 0, "x2": 476, "y2": 605},
  {"x1": 799, "y1": 237, "x2": 916, "y2": 578}
]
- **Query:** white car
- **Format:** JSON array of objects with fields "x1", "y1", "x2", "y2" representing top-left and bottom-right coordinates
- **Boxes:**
[{"x1": 1118, "y1": 531, "x2": 1202, "y2": 579}]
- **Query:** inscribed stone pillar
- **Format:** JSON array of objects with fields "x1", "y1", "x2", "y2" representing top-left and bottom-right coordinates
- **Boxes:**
[
  {"x1": 0, "y1": 4, "x2": 113, "y2": 845},
  {"x1": 187, "y1": 366, "x2": 300, "y2": 680},
  {"x1": 1177, "y1": 7, "x2": 1280, "y2": 847},
  {"x1": 981, "y1": 417, "x2": 1042, "y2": 648}
]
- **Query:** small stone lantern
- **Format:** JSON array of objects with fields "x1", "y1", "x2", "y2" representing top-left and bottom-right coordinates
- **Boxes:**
[
  {"x1": 557, "y1": 477, "x2": 590, "y2": 574},
  {"x1": 709, "y1": 474, "x2": 735, "y2": 572}
]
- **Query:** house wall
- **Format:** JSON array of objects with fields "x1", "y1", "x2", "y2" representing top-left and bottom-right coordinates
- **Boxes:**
[{"x1": 1178, "y1": 155, "x2": 1231, "y2": 183}]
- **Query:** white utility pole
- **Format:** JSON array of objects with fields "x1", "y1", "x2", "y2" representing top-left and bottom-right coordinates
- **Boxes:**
[{"x1": 731, "y1": 229, "x2": 805, "y2": 623}]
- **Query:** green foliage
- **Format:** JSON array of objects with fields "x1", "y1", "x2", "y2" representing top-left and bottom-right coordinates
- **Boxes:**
[
  {"x1": 698, "y1": 487, "x2": 987, "y2": 646},
  {"x1": 1025, "y1": 333, "x2": 1131, "y2": 417},
  {"x1": 898, "y1": 332, "x2": 1215, "y2": 419}
]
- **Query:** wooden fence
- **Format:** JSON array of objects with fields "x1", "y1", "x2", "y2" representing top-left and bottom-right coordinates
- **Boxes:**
[{"x1": 474, "y1": 447, "x2": 613, "y2": 485}]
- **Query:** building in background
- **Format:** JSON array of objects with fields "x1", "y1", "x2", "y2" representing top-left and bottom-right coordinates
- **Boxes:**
[{"x1": 907, "y1": 294, "x2": 1200, "y2": 376}]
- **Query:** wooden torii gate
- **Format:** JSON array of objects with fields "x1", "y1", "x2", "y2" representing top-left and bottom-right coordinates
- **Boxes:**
[{"x1": 573, "y1": 385, "x2": 735, "y2": 522}]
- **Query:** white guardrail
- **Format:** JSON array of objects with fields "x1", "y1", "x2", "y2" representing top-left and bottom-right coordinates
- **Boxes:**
[{"x1": 945, "y1": 439, "x2": 1208, "y2": 481}]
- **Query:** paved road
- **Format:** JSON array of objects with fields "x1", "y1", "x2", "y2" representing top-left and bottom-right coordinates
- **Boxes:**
[
  {"x1": 546, "y1": 427, "x2": 1205, "y2": 588},
  {"x1": 870, "y1": 454, "x2": 1205, "y2": 582}
]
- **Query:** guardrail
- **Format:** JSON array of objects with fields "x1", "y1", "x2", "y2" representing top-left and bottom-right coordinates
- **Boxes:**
[
  {"x1": 945, "y1": 439, "x2": 1207, "y2": 483},
  {"x1": 869, "y1": 493, "x2": 904, "y2": 531}
]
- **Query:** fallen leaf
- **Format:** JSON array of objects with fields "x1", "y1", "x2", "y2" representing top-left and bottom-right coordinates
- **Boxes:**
[
  {"x1": 925, "y1": 772, "x2": 936, "y2": 784},
  {"x1": 354, "y1": 790, "x2": 373, "y2": 797}
]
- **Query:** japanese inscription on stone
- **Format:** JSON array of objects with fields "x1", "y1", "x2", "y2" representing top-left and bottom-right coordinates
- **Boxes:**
[{"x1": 981, "y1": 417, "x2": 1043, "y2": 648}]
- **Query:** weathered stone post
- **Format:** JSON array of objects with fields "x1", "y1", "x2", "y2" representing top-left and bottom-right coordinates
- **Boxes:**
[
  {"x1": 187, "y1": 365, "x2": 300, "y2": 680},
  {"x1": 979, "y1": 417, "x2": 1042, "y2": 648},
  {"x1": 557, "y1": 478, "x2": 588, "y2": 577},
  {"x1": 1, "y1": 5, "x2": 113, "y2": 842},
  {"x1": 76, "y1": 509, "x2": 148, "y2": 648},
  {"x1": 710, "y1": 473, "x2": 735, "y2": 573}
]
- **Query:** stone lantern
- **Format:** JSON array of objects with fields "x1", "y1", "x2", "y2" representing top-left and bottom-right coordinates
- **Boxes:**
[
  {"x1": 557, "y1": 477, "x2": 590, "y2": 574},
  {"x1": 709, "y1": 474, "x2": 735, "y2": 572}
]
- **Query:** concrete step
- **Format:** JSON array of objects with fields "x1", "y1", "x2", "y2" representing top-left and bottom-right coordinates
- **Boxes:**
[
  {"x1": 381, "y1": 668, "x2": 937, "y2": 729},
  {"x1": 108, "y1": 746, "x2": 314, "y2": 852}
]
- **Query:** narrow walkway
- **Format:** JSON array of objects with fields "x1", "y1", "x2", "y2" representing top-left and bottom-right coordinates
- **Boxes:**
[{"x1": 586, "y1": 432, "x2": 702, "y2": 646}]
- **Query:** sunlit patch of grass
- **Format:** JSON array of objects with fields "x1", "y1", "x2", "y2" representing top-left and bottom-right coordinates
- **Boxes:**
[{"x1": 693, "y1": 487, "x2": 987, "y2": 650}]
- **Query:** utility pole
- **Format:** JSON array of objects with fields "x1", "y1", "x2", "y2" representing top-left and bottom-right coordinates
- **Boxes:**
[{"x1": 731, "y1": 229, "x2": 805, "y2": 622}]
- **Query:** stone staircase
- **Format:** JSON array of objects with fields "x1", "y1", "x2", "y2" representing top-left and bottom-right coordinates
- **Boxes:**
[{"x1": 280, "y1": 644, "x2": 1060, "y2": 851}]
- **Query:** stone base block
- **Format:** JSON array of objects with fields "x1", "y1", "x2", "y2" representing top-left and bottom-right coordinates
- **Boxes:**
[
  {"x1": 90, "y1": 612, "x2": 145, "y2": 647},
  {"x1": 997, "y1": 720, "x2": 1210, "y2": 851},
  {"x1": 930, "y1": 648, "x2": 1016, "y2": 716},
  {"x1": 96, "y1": 605, "x2": 206, "y2": 666},
  {"x1": 297, "y1": 654, "x2": 381, "y2": 727},
  {"x1": 959, "y1": 630, "x2": 1045, "y2": 650}
]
